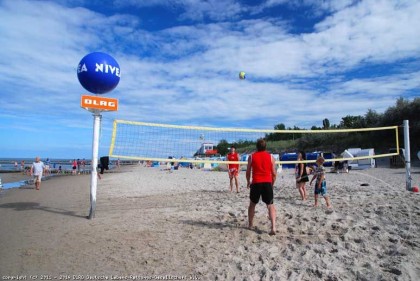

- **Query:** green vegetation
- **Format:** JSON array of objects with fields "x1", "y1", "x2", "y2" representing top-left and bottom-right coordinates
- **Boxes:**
[
  {"x1": 216, "y1": 97, "x2": 419, "y2": 157},
  {"x1": 233, "y1": 140, "x2": 297, "y2": 154}
]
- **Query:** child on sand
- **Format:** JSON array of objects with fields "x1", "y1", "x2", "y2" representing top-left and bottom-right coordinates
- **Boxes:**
[
  {"x1": 310, "y1": 156, "x2": 332, "y2": 208},
  {"x1": 295, "y1": 151, "x2": 309, "y2": 200}
]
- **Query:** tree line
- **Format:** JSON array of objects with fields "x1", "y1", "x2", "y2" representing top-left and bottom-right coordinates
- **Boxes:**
[{"x1": 217, "y1": 97, "x2": 419, "y2": 157}]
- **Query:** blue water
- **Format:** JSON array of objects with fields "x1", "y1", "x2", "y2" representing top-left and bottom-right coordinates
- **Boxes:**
[
  {"x1": 1, "y1": 180, "x2": 29, "y2": 189},
  {"x1": 0, "y1": 175, "x2": 66, "y2": 190}
]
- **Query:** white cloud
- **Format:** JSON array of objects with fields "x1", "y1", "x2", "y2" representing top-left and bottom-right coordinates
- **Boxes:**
[
  {"x1": 330, "y1": 71, "x2": 420, "y2": 97},
  {"x1": 307, "y1": 0, "x2": 420, "y2": 67}
]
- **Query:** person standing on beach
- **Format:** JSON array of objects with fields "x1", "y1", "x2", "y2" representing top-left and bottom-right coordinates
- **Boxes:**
[
  {"x1": 30, "y1": 157, "x2": 45, "y2": 191},
  {"x1": 227, "y1": 146, "x2": 240, "y2": 193},
  {"x1": 81, "y1": 158, "x2": 86, "y2": 173},
  {"x1": 310, "y1": 156, "x2": 332, "y2": 208},
  {"x1": 77, "y1": 159, "x2": 81, "y2": 174},
  {"x1": 44, "y1": 158, "x2": 50, "y2": 176},
  {"x1": 72, "y1": 159, "x2": 77, "y2": 175},
  {"x1": 295, "y1": 151, "x2": 309, "y2": 200},
  {"x1": 246, "y1": 139, "x2": 277, "y2": 235}
]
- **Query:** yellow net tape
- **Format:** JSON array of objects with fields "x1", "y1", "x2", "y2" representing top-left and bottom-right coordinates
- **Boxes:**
[
  {"x1": 112, "y1": 119, "x2": 398, "y2": 134},
  {"x1": 109, "y1": 119, "x2": 400, "y2": 165}
]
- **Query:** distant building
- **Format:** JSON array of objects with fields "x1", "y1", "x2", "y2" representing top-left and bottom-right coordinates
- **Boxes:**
[{"x1": 194, "y1": 142, "x2": 219, "y2": 157}]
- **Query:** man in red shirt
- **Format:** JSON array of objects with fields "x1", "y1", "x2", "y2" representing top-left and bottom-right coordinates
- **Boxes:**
[
  {"x1": 227, "y1": 145, "x2": 240, "y2": 193},
  {"x1": 246, "y1": 139, "x2": 277, "y2": 235}
]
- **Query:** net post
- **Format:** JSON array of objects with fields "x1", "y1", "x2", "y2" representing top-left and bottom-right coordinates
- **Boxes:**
[
  {"x1": 403, "y1": 120, "x2": 412, "y2": 191},
  {"x1": 88, "y1": 111, "x2": 101, "y2": 219}
]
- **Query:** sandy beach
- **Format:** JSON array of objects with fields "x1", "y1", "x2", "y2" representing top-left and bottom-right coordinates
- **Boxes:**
[{"x1": 1, "y1": 164, "x2": 420, "y2": 280}]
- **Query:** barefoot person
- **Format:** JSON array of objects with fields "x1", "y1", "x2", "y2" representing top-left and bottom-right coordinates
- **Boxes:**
[
  {"x1": 227, "y1": 146, "x2": 240, "y2": 193},
  {"x1": 295, "y1": 151, "x2": 309, "y2": 200},
  {"x1": 310, "y1": 156, "x2": 332, "y2": 208},
  {"x1": 246, "y1": 139, "x2": 277, "y2": 235},
  {"x1": 30, "y1": 157, "x2": 45, "y2": 191}
]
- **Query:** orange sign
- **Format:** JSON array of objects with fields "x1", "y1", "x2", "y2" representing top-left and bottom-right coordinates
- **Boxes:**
[{"x1": 81, "y1": 95, "x2": 118, "y2": 111}]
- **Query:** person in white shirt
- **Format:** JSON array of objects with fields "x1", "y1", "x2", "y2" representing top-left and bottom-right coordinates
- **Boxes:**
[{"x1": 30, "y1": 157, "x2": 45, "y2": 190}]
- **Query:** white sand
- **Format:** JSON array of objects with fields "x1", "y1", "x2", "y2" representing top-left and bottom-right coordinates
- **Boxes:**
[{"x1": 0, "y1": 165, "x2": 420, "y2": 280}]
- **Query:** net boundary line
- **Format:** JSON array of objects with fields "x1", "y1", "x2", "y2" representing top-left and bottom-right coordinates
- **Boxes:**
[
  {"x1": 109, "y1": 153, "x2": 400, "y2": 165},
  {"x1": 113, "y1": 119, "x2": 399, "y2": 134}
]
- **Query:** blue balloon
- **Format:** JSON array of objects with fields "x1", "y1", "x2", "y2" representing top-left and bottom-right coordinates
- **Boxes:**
[{"x1": 77, "y1": 52, "x2": 121, "y2": 94}]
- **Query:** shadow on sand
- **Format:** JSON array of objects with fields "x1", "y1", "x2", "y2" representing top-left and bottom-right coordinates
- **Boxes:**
[{"x1": 0, "y1": 202, "x2": 86, "y2": 218}]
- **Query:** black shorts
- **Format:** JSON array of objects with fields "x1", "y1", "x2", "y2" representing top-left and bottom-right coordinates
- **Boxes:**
[
  {"x1": 250, "y1": 182, "x2": 274, "y2": 205},
  {"x1": 296, "y1": 175, "x2": 309, "y2": 183}
]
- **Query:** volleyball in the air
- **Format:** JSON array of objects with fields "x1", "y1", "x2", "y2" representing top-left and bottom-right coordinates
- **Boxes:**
[
  {"x1": 239, "y1": 71, "x2": 246, "y2": 80},
  {"x1": 77, "y1": 52, "x2": 121, "y2": 94}
]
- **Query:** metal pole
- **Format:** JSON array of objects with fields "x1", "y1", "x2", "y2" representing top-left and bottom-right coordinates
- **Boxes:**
[
  {"x1": 403, "y1": 120, "x2": 412, "y2": 191},
  {"x1": 88, "y1": 111, "x2": 101, "y2": 219}
]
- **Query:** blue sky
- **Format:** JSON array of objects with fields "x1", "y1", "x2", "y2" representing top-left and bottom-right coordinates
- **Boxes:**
[{"x1": 0, "y1": 0, "x2": 419, "y2": 159}]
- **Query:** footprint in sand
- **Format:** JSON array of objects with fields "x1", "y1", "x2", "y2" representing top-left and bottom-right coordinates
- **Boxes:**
[{"x1": 285, "y1": 213, "x2": 293, "y2": 219}]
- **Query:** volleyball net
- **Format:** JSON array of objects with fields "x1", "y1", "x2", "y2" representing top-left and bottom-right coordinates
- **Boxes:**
[{"x1": 108, "y1": 119, "x2": 401, "y2": 166}]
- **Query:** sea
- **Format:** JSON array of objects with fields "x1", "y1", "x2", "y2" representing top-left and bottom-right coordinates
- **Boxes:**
[
  {"x1": 0, "y1": 157, "x2": 93, "y2": 172},
  {"x1": 0, "y1": 157, "x2": 119, "y2": 190}
]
